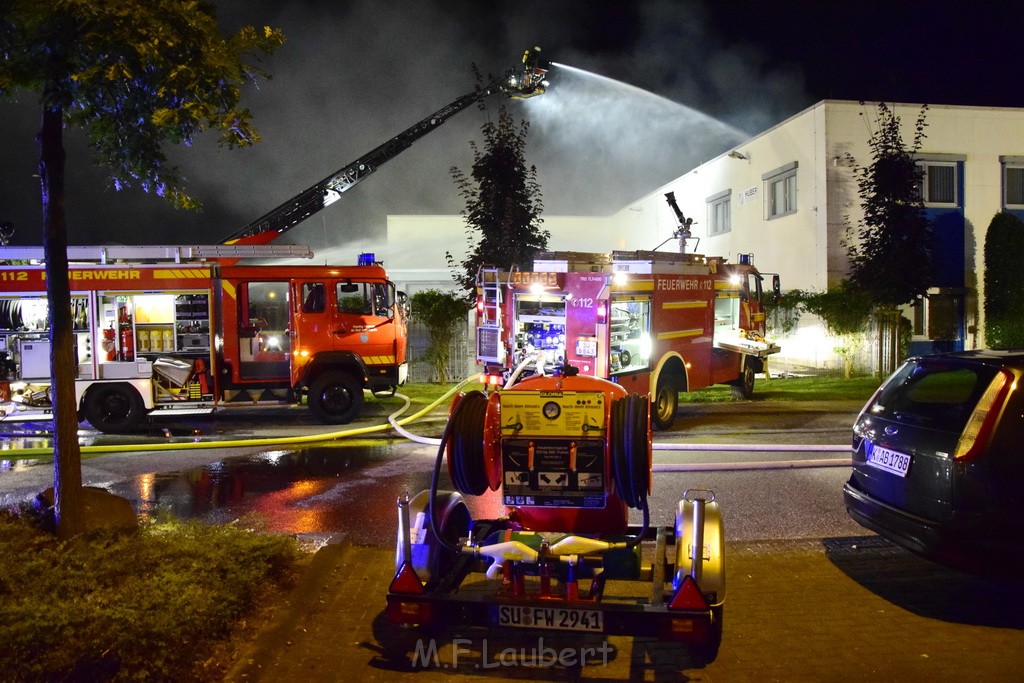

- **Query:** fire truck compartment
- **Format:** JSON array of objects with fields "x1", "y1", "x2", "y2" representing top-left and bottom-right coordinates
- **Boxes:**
[
  {"x1": 98, "y1": 360, "x2": 154, "y2": 379},
  {"x1": 514, "y1": 293, "x2": 567, "y2": 367}
]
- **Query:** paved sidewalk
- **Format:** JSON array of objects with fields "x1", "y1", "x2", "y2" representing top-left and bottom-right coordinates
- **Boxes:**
[{"x1": 226, "y1": 536, "x2": 1024, "y2": 682}]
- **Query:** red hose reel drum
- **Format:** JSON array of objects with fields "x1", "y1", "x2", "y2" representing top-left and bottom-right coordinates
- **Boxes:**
[{"x1": 448, "y1": 373, "x2": 651, "y2": 534}]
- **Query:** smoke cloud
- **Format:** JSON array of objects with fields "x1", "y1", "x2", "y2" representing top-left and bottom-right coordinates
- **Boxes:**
[{"x1": 0, "y1": 0, "x2": 810, "y2": 253}]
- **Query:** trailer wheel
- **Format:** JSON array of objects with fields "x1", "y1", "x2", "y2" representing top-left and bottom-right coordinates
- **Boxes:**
[
  {"x1": 307, "y1": 371, "x2": 364, "y2": 424},
  {"x1": 395, "y1": 491, "x2": 470, "y2": 587},
  {"x1": 730, "y1": 365, "x2": 755, "y2": 400},
  {"x1": 426, "y1": 492, "x2": 470, "y2": 585},
  {"x1": 651, "y1": 375, "x2": 678, "y2": 430},
  {"x1": 84, "y1": 383, "x2": 145, "y2": 433}
]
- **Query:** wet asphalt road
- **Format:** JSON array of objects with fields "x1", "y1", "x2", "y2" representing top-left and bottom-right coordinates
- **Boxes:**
[{"x1": 0, "y1": 398, "x2": 865, "y2": 547}]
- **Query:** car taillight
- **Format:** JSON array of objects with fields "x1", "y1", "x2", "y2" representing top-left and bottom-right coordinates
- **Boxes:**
[{"x1": 954, "y1": 370, "x2": 1015, "y2": 461}]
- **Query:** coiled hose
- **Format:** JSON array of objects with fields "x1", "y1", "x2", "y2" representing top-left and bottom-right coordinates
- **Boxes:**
[
  {"x1": 430, "y1": 390, "x2": 489, "y2": 552},
  {"x1": 611, "y1": 393, "x2": 650, "y2": 547}
]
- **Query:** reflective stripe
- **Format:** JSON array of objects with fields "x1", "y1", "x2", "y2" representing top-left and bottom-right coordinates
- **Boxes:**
[
  {"x1": 657, "y1": 328, "x2": 704, "y2": 340},
  {"x1": 154, "y1": 269, "x2": 208, "y2": 279}
]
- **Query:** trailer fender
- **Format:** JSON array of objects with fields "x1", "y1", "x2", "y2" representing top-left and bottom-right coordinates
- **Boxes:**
[
  {"x1": 675, "y1": 497, "x2": 726, "y2": 606},
  {"x1": 395, "y1": 490, "x2": 470, "y2": 585}
]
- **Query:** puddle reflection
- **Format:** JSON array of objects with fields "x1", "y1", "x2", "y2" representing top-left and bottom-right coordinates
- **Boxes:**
[{"x1": 108, "y1": 443, "x2": 436, "y2": 546}]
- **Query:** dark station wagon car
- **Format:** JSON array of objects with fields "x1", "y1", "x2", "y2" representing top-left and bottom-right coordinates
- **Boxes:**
[{"x1": 843, "y1": 350, "x2": 1024, "y2": 573}]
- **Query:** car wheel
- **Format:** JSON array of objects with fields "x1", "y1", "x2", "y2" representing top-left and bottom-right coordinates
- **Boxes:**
[
  {"x1": 308, "y1": 371, "x2": 364, "y2": 424},
  {"x1": 651, "y1": 374, "x2": 678, "y2": 430},
  {"x1": 619, "y1": 348, "x2": 632, "y2": 366},
  {"x1": 84, "y1": 383, "x2": 145, "y2": 433},
  {"x1": 731, "y1": 365, "x2": 755, "y2": 400}
]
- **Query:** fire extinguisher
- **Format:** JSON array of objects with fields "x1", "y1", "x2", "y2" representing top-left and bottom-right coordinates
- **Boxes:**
[
  {"x1": 102, "y1": 327, "x2": 116, "y2": 361},
  {"x1": 117, "y1": 304, "x2": 134, "y2": 361},
  {"x1": 120, "y1": 327, "x2": 134, "y2": 361}
]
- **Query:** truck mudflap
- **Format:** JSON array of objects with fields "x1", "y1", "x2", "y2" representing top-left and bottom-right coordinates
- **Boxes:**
[{"x1": 387, "y1": 523, "x2": 723, "y2": 658}]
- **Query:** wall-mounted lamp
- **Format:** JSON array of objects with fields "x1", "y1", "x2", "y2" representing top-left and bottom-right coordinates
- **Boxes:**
[{"x1": 728, "y1": 151, "x2": 748, "y2": 161}]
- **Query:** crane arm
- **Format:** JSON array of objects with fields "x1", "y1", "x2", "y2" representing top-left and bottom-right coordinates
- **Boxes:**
[{"x1": 222, "y1": 48, "x2": 549, "y2": 246}]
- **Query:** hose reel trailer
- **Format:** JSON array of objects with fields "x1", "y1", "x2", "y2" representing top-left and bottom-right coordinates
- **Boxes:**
[{"x1": 387, "y1": 368, "x2": 726, "y2": 665}]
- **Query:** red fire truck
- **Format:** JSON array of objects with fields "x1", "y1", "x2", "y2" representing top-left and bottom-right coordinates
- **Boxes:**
[
  {"x1": 0, "y1": 244, "x2": 407, "y2": 432},
  {"x1": 475, "y1": 249, "x2": 780, "y2": 429}
]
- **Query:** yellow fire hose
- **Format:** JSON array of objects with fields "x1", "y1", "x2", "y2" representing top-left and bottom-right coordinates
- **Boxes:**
[{"x1": 5, "y1": 375, "x2": 480, "y2": 458}]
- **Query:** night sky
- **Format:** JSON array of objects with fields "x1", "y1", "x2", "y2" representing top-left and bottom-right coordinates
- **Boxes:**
[{"x1": 2, "y1": 0, "x2": 1022, "y2": 256}]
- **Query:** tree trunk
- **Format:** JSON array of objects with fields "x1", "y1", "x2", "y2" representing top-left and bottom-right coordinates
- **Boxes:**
[
  {"x1": 875, "y1": 309, "x2": 901, "y2": 377},
  {"x1": 39, "y1": 105, "x2": 86, "y2": 538}
]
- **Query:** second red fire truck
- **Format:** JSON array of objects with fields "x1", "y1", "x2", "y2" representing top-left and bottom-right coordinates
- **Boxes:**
[{"x1": 475, "y1": 247, "x2": 781, "y2": 429}]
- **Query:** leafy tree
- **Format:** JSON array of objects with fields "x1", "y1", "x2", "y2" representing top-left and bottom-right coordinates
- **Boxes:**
[
  {"x1": 448, "y1": 103, "x2": 548, "y2": 300},
  {"x1": 767, "y1": 282, "x2": 874, "y2": 377},
  {"x1": 984, "y1": 211, "x2": 1024, "y2": 347},
  {"x1": 800, "y1": 280, "x2": 876, "y2": 378},
  {"x1": 0, "y1": 0, "x2": 283, "y2": 537},
  {"x1": 409, "y1": 289, "x2": 471, "y2": 383},
  {"x1": 846, "y1": 102, "x2": 933, "y2": 306}
]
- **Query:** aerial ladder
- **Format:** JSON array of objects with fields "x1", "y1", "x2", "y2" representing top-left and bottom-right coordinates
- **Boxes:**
[{"x1": 220, "y1": 48, "x2": 549, "y2": 246}]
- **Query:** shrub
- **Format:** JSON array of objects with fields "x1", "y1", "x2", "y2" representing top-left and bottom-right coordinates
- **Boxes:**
[
  {"x1": 0, "y1": 512, "x2": 300, "y2": 680},
  {"x1": 410, "y1": 289, "x2": 471, "y2": 383}
]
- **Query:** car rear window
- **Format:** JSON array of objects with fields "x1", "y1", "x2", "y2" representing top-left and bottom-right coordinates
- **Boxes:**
[{"x1": 867, "y1": 360, "x2": 1000, "y2": 431}]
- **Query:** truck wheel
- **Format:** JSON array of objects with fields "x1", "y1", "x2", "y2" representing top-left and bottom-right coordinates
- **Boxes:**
[
  {"x1": 84, "y1": 384, "x2": 145, "y2": 433},
  {"x1": 731, "y1": 365, "x2": 755, "y2": 400},
  {"x1": 308, "y1": 371, "x2": 363, "y2": 424},
  {"x1": 651, "y1": 375, "x2": 678, "y2": 430}
]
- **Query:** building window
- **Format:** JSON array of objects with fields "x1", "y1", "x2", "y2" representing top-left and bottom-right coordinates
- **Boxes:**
[
  {"x1": 912, "y1": 291, "x2": 959, "y2": 342},
  {"x1": 916, "y1": 161, "x2": 958, "y2": 206},
  {"x1": 1002, "y1": 160, "x2": 1024, "y2": 208},
  {"x1": 706, "y1": 189, "x2": 731, "y2": 235},
  {"x1": 762, "y1": 162, "x2": 797, "y2": 220}
]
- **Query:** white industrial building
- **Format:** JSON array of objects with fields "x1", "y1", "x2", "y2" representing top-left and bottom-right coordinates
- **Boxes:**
[{"x1": 382, "y1": 100, "x2": 1024, "y2": 374}]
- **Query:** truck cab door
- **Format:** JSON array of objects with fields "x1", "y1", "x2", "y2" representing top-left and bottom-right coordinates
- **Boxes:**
[
  {"x1": 329, "y1": 280, "x2": 396, "y2": 360},
  {"x1": 291, "y1": 280, "x2": 328, "y2": 380},
  {"x1": 236, "y1": 280, "x2": 291, "y2": 380}
]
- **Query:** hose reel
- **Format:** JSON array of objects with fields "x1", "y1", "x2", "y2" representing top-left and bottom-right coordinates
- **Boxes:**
[
  {"x1": 611, "y1": 393, "x2": 651, "y2": 510},
  {"x1": 445, "y1": 390, "x2": 490, "y2": 496},
  {"x1": 443, "y1": 385, "x2": 651, "y2": 513}
]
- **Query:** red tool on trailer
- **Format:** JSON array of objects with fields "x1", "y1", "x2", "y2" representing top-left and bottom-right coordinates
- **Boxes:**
[{"x1": 387, "y1": 367, "x2": 726, "y2": 664}]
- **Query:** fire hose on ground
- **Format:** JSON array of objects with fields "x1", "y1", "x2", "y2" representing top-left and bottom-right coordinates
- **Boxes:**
[
  {"x1": 3, "y1": 374, "x2": 481, "y2": 457},
  {"x1": 3, "y1": 358, "x2": 853, "y2": 473}
]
